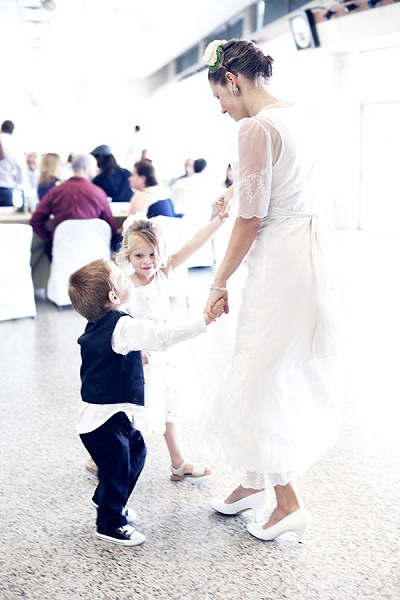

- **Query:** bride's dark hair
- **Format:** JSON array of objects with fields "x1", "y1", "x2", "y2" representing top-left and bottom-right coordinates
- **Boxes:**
[{"x1": 208, "y1": 39, "x2": 273, "y2": 86}]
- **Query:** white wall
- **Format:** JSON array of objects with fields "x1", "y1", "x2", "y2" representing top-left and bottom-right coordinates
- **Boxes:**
[
  {"x1": 145, "y1": 71, "x2": 237, "y2": 185},
  {"x1": 1, "y1": 77, "x2": 151, "y2": 166}
]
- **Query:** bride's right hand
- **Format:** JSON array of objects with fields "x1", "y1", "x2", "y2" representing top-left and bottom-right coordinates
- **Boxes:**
[{"x1": 206, "y1": 288, "x2": 229, "y2": 316}]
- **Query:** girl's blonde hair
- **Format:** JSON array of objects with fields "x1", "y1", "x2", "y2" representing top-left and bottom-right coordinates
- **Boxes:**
[
  {"x1": 116, "y1": 219, "x2": 167, "y2": 270},
  {"x1": 38, "y1": 153, "x2": 63, "y2": 186}
]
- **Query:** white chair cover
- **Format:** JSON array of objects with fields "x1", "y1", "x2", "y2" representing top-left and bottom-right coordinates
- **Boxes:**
[
  {"x1": 0, "y1": 224, "x2": 36, "y2": 321},
  {"x1": 149, "y1": 215, "x2": 190, "y2": 300},
  {"x1": 47, "y1": 219, "x2": 112, "y2": 307},
  {"x1": 170, "y1": 174, "x2": 216, "y2": 268},
  {"x1": 181, "y1": 213, "x2": 215, "y2": 268}
]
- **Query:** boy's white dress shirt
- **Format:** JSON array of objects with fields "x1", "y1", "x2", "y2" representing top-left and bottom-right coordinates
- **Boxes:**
[{"x1": 76, "y1": 314, "x2": 206, "y2": 434}]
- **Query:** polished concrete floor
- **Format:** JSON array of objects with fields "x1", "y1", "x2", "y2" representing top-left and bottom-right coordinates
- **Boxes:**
[{"x1": 0, "y1": 231, "x2": 399, "y2": 600}]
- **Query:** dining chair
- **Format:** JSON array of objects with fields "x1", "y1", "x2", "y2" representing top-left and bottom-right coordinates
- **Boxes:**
[
  {"x1": 0, "y1": 224, "x2": 36, "y2": 321},
  {"x1": 180, "y1": 212, "x2": 215, "y2": 269},
  {"x1": 149, "y1": 215, "x2": 191, "y2": 303},
  {"x1": 47, "y1": 219, "x2": 112, "y2": 307}
]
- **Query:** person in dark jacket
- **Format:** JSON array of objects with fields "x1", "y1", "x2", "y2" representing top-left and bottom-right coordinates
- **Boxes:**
[
  {"x1": 91, "y1": 144, "x2": 132, "y2": 202},
  {"x1": 68, "y1": 258, "x2": 224, "y2": 547}
]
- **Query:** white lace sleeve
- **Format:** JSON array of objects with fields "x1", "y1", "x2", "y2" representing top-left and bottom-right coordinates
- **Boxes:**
[{"x1": 231, "y1": 117, "x2": 273, "y2": 218}]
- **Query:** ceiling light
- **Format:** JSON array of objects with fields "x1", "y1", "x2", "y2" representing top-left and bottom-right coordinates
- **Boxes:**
[
  {"x1": 40, "y1": 0, "x2": 57, "y2": 10},
  {"x1": 343, "y1": 3, "x2": 358, "y2": 11}
]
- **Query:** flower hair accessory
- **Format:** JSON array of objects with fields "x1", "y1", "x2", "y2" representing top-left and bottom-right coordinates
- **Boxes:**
[{"x1": 203, "y1": 39, "x2": 227, "y2": 72}]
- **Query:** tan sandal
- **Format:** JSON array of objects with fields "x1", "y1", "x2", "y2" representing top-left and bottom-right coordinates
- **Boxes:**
[
  {"x1": 170, "y1": 461, "x2": 212, "y2": 481},
  {"x1": 85, "y1": 457, "x2": 98, "y2": 477}
]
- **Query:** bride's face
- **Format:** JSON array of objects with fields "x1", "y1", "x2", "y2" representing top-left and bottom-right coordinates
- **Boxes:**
[{"x1": 210, "y1": 80, "x2": 246, "y2": 122}]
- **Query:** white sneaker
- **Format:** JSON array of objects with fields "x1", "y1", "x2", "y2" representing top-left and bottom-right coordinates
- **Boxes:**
[{"x1": 96, "y1": 524, "x2": 145, "y2": 546}]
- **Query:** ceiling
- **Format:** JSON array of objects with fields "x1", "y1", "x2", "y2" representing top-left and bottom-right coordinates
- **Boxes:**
[{"x1": 0, "y1": 0, "x2": 257, "y2": 81}]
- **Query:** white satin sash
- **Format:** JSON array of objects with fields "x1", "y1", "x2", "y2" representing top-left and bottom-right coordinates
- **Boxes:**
[{"x1": 267, "y1": 206, "x2": 341, "y2": 359}]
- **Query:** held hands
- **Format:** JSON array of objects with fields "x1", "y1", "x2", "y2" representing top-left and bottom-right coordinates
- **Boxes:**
[
  {"x1": 215, "y1": 185, "x2": 233, "y2": 221},
  {"x1": 203, "y1": 298, "x2": 225, "y2": 325},
  {"x1": 206, "y1": 286, "x2": 229, "y2": 317}
]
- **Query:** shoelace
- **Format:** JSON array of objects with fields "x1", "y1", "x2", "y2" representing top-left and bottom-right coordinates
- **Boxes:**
[{"x1": 117, "y1": 524, "x2": 135, "y2": 537}]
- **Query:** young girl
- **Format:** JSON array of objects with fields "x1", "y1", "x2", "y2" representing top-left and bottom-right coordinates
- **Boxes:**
[{"x1": 116, "y1": 213, "x2": 225, "y2": 480}]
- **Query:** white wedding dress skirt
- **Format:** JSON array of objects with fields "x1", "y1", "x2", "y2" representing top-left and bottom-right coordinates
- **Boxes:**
[{"x1": 204, "y1": 215, "x2": 343, "y2": 487}]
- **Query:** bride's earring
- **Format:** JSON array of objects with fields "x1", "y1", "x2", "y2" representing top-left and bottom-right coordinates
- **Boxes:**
[{"x1": 232, "y1": 84, "x2": 239, "y2": 97}]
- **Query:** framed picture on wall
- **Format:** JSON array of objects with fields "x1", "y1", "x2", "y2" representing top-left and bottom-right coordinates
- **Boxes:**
[{"x1": 289, "y1": 9, "x2": 319, "y2": 51}]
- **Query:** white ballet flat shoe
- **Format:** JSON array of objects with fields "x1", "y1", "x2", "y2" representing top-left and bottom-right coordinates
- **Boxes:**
[
  {"x1": 209, "y1": 490, "x2": 270, "y2": 523},
  {"x1": 247, "y1": 507, "x2": 311, "y2": 543}
]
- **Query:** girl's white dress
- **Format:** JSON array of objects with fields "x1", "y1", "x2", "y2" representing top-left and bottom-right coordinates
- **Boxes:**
[
  {"x1": 204, "y1": 103, "x2": 343, "y2": 488},
  {"x1": 129, "y1": 270, "x2": 202, "y2": 435}
]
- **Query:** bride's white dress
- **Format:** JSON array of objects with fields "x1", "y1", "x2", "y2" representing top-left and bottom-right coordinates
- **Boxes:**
[{"x1": 204, "y1": 103, "x2": 343, "y2": 487}]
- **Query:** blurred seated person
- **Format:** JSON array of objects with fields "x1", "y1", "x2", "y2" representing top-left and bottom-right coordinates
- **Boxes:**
[
  {"x1": 29, "y1": 153, "x2": 119, "y2": 290},
  {"x1": 26, "y1": 151, "x2": 41, "y2": 190},
  {"x1": 176, "y1": 157, "x2": 195, "y2": 180},
  {"x1": 182, "y1": 157, "x2": 194, "y2": 178},
  {"x1": 91, "y1": 144, "x2": 132, "y2": 202},
  {"x1": 37, "y1": 153, "x2": 63, "y2": 200},
  {"x1": 0, "y1": 119, "x2": 29, "y2": 206},
  {"x1": 169, "y1": 157, "x2": 194, "y2": 188},
  {"x1": 129, "y1": 161, "x2": 180, "y2": 218},
  {"x1": 170, "y1": 158, "x2": 214, "y2": 220}
]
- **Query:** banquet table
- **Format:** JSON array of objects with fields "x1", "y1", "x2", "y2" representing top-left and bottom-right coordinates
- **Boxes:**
[{"x1": 0, "y1": 203, "x2": 131, "y2": 229}]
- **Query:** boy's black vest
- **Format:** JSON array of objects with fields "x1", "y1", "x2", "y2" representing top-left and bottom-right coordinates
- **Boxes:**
[{"x1": 78, "y1": 310, "x2": 144, "y2": 406}]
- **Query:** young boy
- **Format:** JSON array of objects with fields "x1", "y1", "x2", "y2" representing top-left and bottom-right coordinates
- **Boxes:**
[{"x1": 68, "y1": 258, "x2": 223, "y2": 547}]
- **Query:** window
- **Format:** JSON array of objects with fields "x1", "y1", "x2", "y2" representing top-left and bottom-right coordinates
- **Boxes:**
[
  {"x1": 176, "y1": 45, "x2": 199, "y2": 74},
  {"x1": 204, "y1": 17, "x2": 243, "y2": 47},
  {"x1": 262, "y1": 0, "x2": 309, "y2": 26}
]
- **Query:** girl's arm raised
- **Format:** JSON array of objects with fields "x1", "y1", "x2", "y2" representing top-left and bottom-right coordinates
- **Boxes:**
[{"x1": 165, "y1": 215, "x2": 226, "y2": 274}]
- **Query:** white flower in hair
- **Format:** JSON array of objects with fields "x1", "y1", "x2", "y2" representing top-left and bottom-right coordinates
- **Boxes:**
[
  {"x1": 203, "y1": 39, "x2": 227, "y2": 72},
  {"x1": 122, "y1": 211, "x2": 148, "y2": 233}
]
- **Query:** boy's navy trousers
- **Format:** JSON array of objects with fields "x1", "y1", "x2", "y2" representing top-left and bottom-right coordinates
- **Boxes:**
[{"x1": 80, "y1": 411, "x2": 146, "y2": 532}]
